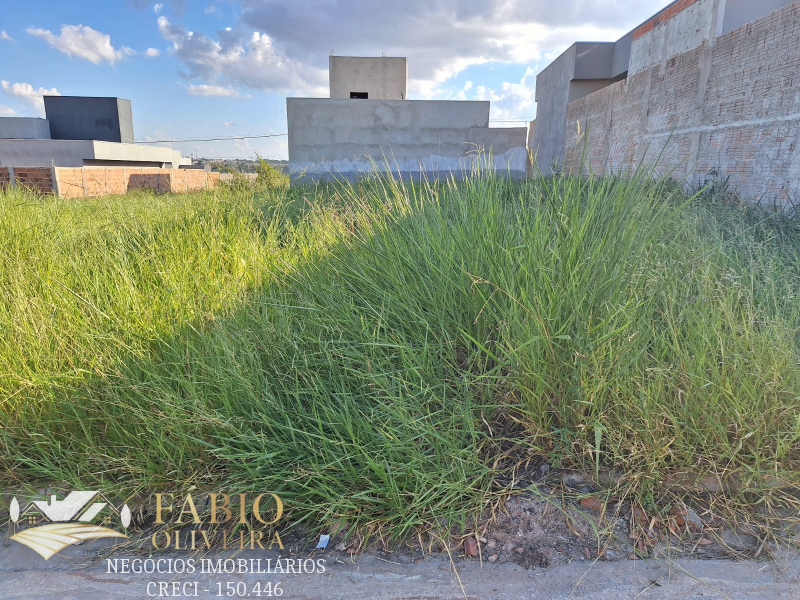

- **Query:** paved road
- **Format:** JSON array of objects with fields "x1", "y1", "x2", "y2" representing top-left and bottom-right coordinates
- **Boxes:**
[{"x1": 2, "y1": 543, "x2": 799, "y2": 600}]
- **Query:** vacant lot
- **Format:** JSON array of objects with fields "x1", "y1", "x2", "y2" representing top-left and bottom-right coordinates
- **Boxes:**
[{"x1": 1, "y1": 171, "x2": 799, "y2": 543}]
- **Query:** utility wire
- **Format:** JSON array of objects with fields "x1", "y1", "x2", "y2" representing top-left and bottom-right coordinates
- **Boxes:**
[
  {"x1": 136, "y1": 119, "x2": 534, "y2": 144},
  {"x1": 136, "y1": 133, "x2": 288, "y2": 143},
  {"x1": 136, "y1": 119, "x2": 535, "y2": 144}
]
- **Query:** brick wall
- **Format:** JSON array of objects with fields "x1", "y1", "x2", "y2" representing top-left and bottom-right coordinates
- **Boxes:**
[
  {"x1": 633, "y1": 0, "x2": 703, "y2": 39},
  {"x1": 53, "y1": 167, "x2": 220, "y2": 199},
  {"x1": 564, "y1": 1, "x2": 800, "y2": 205},
  {"x1": 4, "y1": 167, "x2": 56, "y2": 194}
]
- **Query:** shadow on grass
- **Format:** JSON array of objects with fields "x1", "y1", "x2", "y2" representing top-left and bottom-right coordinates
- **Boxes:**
[{"x1": 2, "y1": 168, "x2": 800, "y2": 545}]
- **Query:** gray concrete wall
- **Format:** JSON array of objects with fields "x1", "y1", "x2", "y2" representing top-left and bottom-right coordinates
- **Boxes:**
[
  {"x1": 287, "y1": 98, "x2": 527, "y2": 181},
  {"x1": 528, "y1": 120, "x2": 536, "y2": 150},
  {"x1": 611, "y1": 32, "x2": 633, "y2": 77},
  {"x1": 721, "y1": 0, "x2": 794, "y2": 33},
  {"x1": 0, "y1": 118, "x2": 51, "y2": 140},
  {"x1": 91, "y1": 141, "x2": 178, "y2": 166},
  {"x1": 173, "y1": 151, "x2": 192, "y2": 167},
  {"x1": 0, "y1": 139, "x2": 93, "y2": 167},
  {"x1": 329, "y1": 57, "x2": 408, "y2": 100},
  {"x1": 564, "y1": 0, "x2": 800, "y2": 205},
  {"x1": 573, "y1": 43, "x2": 615, "y2": 79},
  {"x1": 568, "y1": 80, "x2": 620, "y2": 103},
  {"x1": 531, "y1": 45, "x2": 576, "y2": 173},
  {"x1": 0, "y1": 139, "x2": 179, "y2": 167},
  {"x1": 628, "y1": 0, "x2": 721, "y2": 76},
  {"x1": 532, "y1": 42, "x2": 625, "y2": 173},
  {"x1": 532, "y1": 0, "x2": 797, "y2": 177},
  {"x1": 43, "y1": 96, "x2": 134, "y2": 143},
  {"x1": 533, "y1": 0, "x2": 717, "y2": 170}
]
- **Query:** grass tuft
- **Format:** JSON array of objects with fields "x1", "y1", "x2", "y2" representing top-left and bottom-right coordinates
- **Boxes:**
[{"x1": 1, "y1": 171, "x2": 799, "y2": 542}]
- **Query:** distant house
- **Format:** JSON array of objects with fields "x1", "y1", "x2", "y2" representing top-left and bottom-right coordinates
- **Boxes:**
[
  {"x1": 0, "y1": 96, "x2": 217, "y2": 197},
  {"x1": 0, "y1": 96, "x2": 190, "y2": 169}
]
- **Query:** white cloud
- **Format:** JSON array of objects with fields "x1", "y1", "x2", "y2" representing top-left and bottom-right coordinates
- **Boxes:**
[
  {"x1": 235, "y1": 0, "x2": 666, "y2": 97},
  {"x1": 154, "y1": 0, "x2": 666, "y2": 101},
  {"x1": 27, "y1": 24, "x2": 134, "y2": 65},
  {"x1": 1, "y1": 81, "x2": 61, "y2": 116},
  {"x1": 468, "y1": 67, "x2": 538, "y2": 127},
  {"x1": 452, "y1": 80, "x2": 473, "y2": 100},
  {"x1": 0, "y1": 31, "x2": 13, "y2": 42},
  {"x1": 469, "y1": 67, "x2": 538, "y2": 125},
  {"x1": 204, "y1": 4, "x2": 216, "y2": 14},
  {"x1": 0, "y1": 105, "x2": 16, "y2": 116},
  {"x1": 187, "y1": 84, "x2": 241, "y2": 97},
  {"x1": 153, "y1": 3, "x2": 163, "y2": 13},
  {"x1": 157, "y1": 16, "x2": 327, "y2": 94},
  {"x1": 222, "y1": 120, "x2": 234, "y2": 126},
  {"x1": 145, "y1": 47, "x2": 160, "y2": 57}
]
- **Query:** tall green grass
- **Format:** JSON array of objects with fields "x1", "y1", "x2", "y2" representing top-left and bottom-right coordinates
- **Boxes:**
[{"x1": 1, "y1": 171, "x2": 799, "y2": 539}]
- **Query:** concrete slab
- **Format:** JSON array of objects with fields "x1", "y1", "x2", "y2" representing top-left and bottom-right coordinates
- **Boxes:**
[
  {"x1": 1, "y1": 542, "x2": 798, "y2": 600},
  {"x1": 0, "y1": 118, "x2": 51, "y2": 140},
  {"x1": 0, "y1": 139, "x2": 186, "y2": 168}
]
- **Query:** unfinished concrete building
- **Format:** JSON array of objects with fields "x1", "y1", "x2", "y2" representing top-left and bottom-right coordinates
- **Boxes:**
[
  {"x1": 531, "y1": 0, "x2": 800, "y2": 204},
  {"x1": 328, "y1": 56, "x2": 408, "y2": 100},
  {"x1": 0, "y1": 96, "x2": 216, "y2": 197},
  {"x1": 287, "y1": 56, "x2": 528, "y2": 182}
]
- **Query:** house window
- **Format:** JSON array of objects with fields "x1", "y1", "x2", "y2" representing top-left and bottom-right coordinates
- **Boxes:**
[{"x1": 350, "y1": 92, "x2": 368, "y2": 99}]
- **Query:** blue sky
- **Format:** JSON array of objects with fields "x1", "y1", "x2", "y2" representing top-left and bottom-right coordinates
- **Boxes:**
[{"x1": 0, "y1": 0, "x2": 669, "y2": 160}]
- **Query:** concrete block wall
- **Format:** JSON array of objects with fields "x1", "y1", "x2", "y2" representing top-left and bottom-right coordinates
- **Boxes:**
[
  {"x1": 287, "y1": 98, "x2": 528, "y2": 181},
  {"x1": 531, "y1": 39, "x2": 632, "y2": 172},
  {"x1": 564, "y1": 0, "x2": 800, "y2": 205},
  {"x1": 329, "y1": 57, "x2": 408, "y2": 100},
  {"x1": 54, "y1": 167, "x2": 220, "y2": 198},
  {"x1": 629, "y1": 0, "x2": 719, "y2": 76},
  {"x1": 532, "y1": 45, "x2": 579, "y2": 172}
]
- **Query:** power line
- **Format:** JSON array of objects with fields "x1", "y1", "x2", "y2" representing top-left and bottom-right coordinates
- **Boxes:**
[
  {"x1": 136, "y1": 118, "x2": 533, "y2": 145},
  {"x1": 136, "y1": 133, "x2": 288, "y2": 144},
  {"x1": 136, "y1": 118, "x2": 535, "y2": 144}
]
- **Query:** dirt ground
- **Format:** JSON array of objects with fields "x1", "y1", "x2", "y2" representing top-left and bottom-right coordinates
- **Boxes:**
[
  {"x1": 464, "y1": 488, "x2": 752, "y2": 568},
  {"x1": 310, "y1": 471, "x2": 773, "y2": 571}
]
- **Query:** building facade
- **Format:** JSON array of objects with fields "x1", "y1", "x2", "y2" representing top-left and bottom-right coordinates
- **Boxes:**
[
  {"x1": 0, "y1": 96, "x2": 190, "y2": 169},
  {"x1": 287, "y1": 57, "x2": 528, "y2": 182},
  {"x1": 531, "y1": 0, "x2": 800, "y2": 205},
  {"x1": 0, "y1": 96, "x2": 216, "y2": 197}
]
